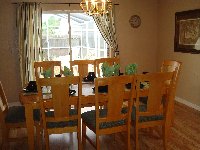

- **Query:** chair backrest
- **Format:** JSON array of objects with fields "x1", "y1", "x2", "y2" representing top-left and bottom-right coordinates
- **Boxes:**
[
  {"x1": 37, "y1": 76, "x2": 82, "y2": 133},
  {"x1": 0, "y1": 81, "x2": 8, "y2": 118},
  {"x1": 161, "y1": 60, "x2": 182, "y2": 89},
  {"x1": 34, "y1": 61, "x2": 62, "y2": 79},
  {"x1": 135, "y1": 72, "x2": 175, "y2": 117},
  {"x1": 94, "y1": 75, "x2": 135, "y2": 129},
  {"x1": 70, "y1": 60, "x2": 95, "y2": 78},
  {"x1": 94, "y1": 57, "x2": 120, "y2": 77}
]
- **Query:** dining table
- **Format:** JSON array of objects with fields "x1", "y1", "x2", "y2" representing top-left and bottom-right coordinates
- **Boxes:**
[{"x1": 19, "y1": 81, "x2": 149, "y2": 150}]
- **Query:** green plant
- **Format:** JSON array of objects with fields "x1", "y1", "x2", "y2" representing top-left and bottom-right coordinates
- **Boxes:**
[
  {"x1": 113, "y1": 64, "x2": 120, "y2": 76},
  {"x1": 42, "y1": 68, "x2": 52, "y2": 78},
  {"x1": 101, "y1": 62, "x2": 120, "y2": 77},
  {"x1": 125, "y1": 63, "x2": 137, "y2": 75},
  {"x1": 63, "y1": 66, "x2": 74, "y2": 76}
]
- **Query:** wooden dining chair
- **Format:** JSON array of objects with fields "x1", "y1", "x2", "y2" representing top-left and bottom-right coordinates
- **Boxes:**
[
  {"x1": 37, "y1": 76, "x2": 82, "y2": 150},
  {"x1": 70, "y1": 60, "x2": 95, "y2": 79},
  {"x1": 161, "y1": 60, "x2": 181, "y2": 86},
  {"x1": 161, "y1": 60, "x2": 182, "y2": 124},
  {"x1": 34, "y1": 61, "x2": 62, "y2": 79},
  {"x1": 94, "y1": 57, "x2": 120, "y2": 77},
  {"x1": 131, "y1": 72, "x2": 175, "y2": 150},
  {"x1": 0, "y1": 81, "x2": 41, "y2": 149},
  {"x1": 81, "y1": 75, "x2": 135, "y2": 150}
]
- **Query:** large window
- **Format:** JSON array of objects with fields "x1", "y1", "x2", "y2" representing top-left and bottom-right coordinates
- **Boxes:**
[{"x1": 42, "y1": 12, "x2": 108, "y2": 68}]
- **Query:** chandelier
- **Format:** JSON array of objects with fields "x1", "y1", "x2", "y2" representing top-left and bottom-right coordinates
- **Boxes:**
[{"x1": 80, "y1": 0, "x2": 112, "y2": 15}]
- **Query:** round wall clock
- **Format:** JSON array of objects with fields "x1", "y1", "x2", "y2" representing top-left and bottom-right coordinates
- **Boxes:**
[{"x1": 129, "y1": 15, "x2": 141, "y2": 28}]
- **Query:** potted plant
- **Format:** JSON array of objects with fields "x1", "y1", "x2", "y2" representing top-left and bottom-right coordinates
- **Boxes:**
[
  {"x1": 101, "y1": 62, "x2": 120, "y2": 77},
  {"x1": 63, "y1": 66, "x2": 74, "y2": 76},
  {"x1": 42, "y1": 68, "x2": 52, "y2": 78},
  {"x1": 125, "y1": 63, "x2": 138, "y2": 89}
]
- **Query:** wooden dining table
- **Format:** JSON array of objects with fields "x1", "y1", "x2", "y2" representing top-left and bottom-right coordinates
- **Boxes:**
[{"x1": 19, "y1": 82, "x2": 148, "y2": 150}]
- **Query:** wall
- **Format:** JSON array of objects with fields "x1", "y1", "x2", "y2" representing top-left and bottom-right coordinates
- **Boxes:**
[
  {"x1": 157, "y1": 0, "x2": 200, "y2": 107},
  {"x1": 0, "y1": 1, "x2": 21, "y2": 103},
  {"x1": 0, "y1": 0, "x2": 158, "y2": 103},
  {"x1": 116, "y1": 0, "x2": 158, "y2": 73}
]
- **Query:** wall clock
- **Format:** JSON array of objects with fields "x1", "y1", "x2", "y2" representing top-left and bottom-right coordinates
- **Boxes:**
[{"x1": 129, "y1": 15, "x2": 141, "y2": 28}]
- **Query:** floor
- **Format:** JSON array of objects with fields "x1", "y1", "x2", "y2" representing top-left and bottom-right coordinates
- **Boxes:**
[{"x1": 1, "y1": 102, "x2": 200, "y2": 150}]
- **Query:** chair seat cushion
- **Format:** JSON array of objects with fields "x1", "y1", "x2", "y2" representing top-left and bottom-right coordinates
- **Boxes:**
[
  {"x1": 81, "y1": 109, "x2": 126, "y2": 129},
  {"x1": 5, "y1": 106, "x2": 26, "y2": 123},
  {"x1": 5, "y1": 106, "x2": 40, "y2": 123},
  {"x1": 45, "y1": 109, "x2": 78, "y2": 128},
  {"x1": 131, "y1": 105, "x2": 163, "y2": 122}
]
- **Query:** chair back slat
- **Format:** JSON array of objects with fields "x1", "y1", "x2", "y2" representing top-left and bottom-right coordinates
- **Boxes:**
[
  {"x1": 161, "y1": 60, "x2": 182, "y2": 88},
  {"x1": 95, "y1": 75, "x2": 135, "y2": 123},
  {"x1": 136, "y1": 72, "x2": 174, "y2": 115},
  {"x1": 34, "y1": 61, "x2": 62, "y2": 79},
  {"x1": 94, "y1": 58, "x2": 120, "y2": 77},
  {"x1": 51, "y1": 83, "x2": 69, "y2": 117},
  {"x1": 70, "y1": 60, "x2": 95, "y2": 78},
  {"x1": 37, "y1": 76, "x2": 81, "y2": 121}
]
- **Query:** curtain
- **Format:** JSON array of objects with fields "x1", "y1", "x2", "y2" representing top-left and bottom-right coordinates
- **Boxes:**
[
  {"x1": 92, "y1": 5, "x2": 118, "y2": 55},
  {"x1": 17, "y1": 2, "x2": 42, "y2": 87}
]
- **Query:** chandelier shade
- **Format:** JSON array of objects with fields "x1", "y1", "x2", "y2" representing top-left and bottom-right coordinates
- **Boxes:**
[{"x1": 80, "y1": 0, "x2": 112, "y2": 15}]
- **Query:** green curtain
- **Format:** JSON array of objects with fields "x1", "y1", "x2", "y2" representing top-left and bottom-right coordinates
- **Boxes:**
[
  {"x1": 17, "y1": 2, "x2": 42, "y2": 87},
  {"x1": 92, "y1": 5, "x2": 118, "y2": 55}
]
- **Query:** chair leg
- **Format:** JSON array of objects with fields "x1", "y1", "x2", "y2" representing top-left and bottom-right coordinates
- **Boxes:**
[
  {"x1": 36, "y1": 124, "x2": 42, "y2": 150},
  {"x1": 127, "y1": 128, "x2": 131, "y2": 150},
  {"x1": 82, "y1": 122, "x2": 86, "y2": 147},
  {"x1": 1, "y1": 125, "x2": 9, "y2": 150},
  {"x1": 162, "y1": 125, "x2": 168, "y2": 150},
  {"x1": 96, "y1": 134, "x2": 100, "y2": 150},
  {"x1": 78, "y1": 126, "x2": 82, "y2": 150},
  {"x1": 135, "y1": 127, "x2": 139, "y2": 150},
  {"x1": 171, "y1": 100, "x2": 175, "y2": 126},
  {"x1": 44, "y1": 131, "x2": 49, "y2": 150}
]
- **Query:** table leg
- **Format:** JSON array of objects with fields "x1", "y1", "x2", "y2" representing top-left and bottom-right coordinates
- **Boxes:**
[{"x1": 25, "y1": 104, "x2": 35, "y2": 150}]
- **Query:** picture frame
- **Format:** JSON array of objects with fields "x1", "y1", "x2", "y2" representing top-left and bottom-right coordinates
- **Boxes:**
[{"x1": 174, "y1": 9, "x2": 200, "y2": 54}]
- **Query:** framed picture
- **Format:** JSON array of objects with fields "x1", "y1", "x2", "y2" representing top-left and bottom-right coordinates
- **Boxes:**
[{"x1": 174, "y1": 9, "x2": 200, "y2": 54}]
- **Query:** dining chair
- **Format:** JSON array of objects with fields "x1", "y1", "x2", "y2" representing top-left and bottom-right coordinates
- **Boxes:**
[
  {"x1": 94, "y1": 57, "x2": 120, "y2": 77},
  {"x1": 81, "y1": 75, "x2": 135, "y2": 150},
  {"x1": 131, "y1": 72, "x2": 175, "y2": 150},
  {"x1": 34, "y1": 61, "x2": 62, "y2": 79},
  {"x1": 36, "y1": 76, "x2": 82, "y2": 150},
  {"x1": 0, "y1": 81, "x2": 41, "y2": 149},
  {"x1": 161, "y1": 60, "x2": 182, "y2": 125},
  {"x1": 70, "y1": 60, "x2": 95, "y2": 80}
]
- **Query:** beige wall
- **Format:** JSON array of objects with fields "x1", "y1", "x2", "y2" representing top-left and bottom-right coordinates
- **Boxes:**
[
  {"x1": 157, "y1": 0, "x2": 200, "y2": 107},
  {"x1": 116, "y1": 0, "x2": 158, "y2": 73},
  {"x1": 0, "y1": 1, "x2": 21, "y2": 103},
  {"x1": 0, "y1": 0, "x2": 199, "y2": 108}
]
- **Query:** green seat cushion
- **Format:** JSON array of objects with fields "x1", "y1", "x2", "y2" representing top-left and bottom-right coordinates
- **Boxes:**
[
  {"x1": 45, "y1": 109, "x2": 78, "y2": 128},
  {"x1": 81, "y1": 109, "x2": 127, "y2": 129},
  {"x1": 131, "y1": 105, "x2": 163, "y2": 122},
  {"x1": 5, "y1": 106, "x2": 40, "y2": 123}
]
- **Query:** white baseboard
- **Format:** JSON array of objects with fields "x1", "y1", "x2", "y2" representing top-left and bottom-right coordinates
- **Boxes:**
[{"x1": 175, "y1": 96, "x2": 200, "y2": 112}]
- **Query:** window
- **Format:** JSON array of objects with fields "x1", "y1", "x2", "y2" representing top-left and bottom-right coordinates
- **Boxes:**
[{"x1": 42, "y1": 12, "x2": 108, "y2": 68}]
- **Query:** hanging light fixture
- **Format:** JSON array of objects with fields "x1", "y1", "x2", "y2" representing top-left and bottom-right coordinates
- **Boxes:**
[{"x1": 80, "y1": 0, "x2": 112, "y2": 15}]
